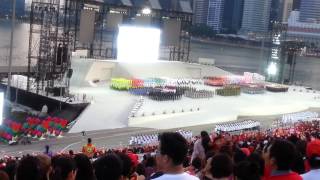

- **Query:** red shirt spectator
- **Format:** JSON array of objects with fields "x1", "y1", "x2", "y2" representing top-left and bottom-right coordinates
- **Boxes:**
[{"x1": 264, "y1": 171, "x2": 302, "y2": 180}]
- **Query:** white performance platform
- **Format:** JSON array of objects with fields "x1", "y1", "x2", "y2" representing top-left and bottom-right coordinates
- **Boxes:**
[
  {"x1": 69, "y1": 58, "x2": 320, "y2": 132},
  {"x1": 129, "y1": 87, "x2": 320, "y2": 129}
]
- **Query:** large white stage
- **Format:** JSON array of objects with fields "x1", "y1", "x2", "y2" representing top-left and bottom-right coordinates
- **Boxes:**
[{"x1": 69, "y1": 58, "x2": 320, "y2": 133}]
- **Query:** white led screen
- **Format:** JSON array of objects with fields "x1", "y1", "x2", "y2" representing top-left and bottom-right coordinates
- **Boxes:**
[{"x1": 117, "y1": 26, "x2": 161, "y2": 62}]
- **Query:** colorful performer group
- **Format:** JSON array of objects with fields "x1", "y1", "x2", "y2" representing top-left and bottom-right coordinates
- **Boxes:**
[
  {"x1": 0, "y1": 116, "x2": 68, "y2": 144},
  {"x1": 110, "y1": 72, "x2": 292, "y2": 100}
]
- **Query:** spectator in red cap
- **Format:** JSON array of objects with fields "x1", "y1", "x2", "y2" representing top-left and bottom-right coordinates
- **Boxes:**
[
  {"x1": 302, "y1": 140, "x2": 320, "y2": 180},
  {"x1": 127, "y1": 150, "x2": 139, "y2": 167}
]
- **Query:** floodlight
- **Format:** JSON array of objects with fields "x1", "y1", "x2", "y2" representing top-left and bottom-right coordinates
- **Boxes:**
[
  {"x1": 0, "y1": 92, "x2": 3, "y2": 125},
  {"x1": 267, "y1": 62, "x2": 277, "y2": 76},
  {"x1": 117, "y1": 26, "x2": 161, "y2": 62},
  {"x1": 142, "y1": 7, "x2": 151, "y2": 15}
]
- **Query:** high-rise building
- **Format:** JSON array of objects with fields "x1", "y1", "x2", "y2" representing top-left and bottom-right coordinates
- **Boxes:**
[
  {"x1": 270, "y1": 0, "x2": 284, "y2": 24},
  {"x1": 222, "y1": 0, "x2": 233, "y2": 32},
  {"x1": 282, "y1": 0, "x2": 293, "y2": 22},
  {"x1": 292, "y1": 0, "x2": 300, "y2": 10},
  {"x1": 222, "y1": 0, "x2": 244, "y2": 33},
  {"x1": 240, "y1": 0, "x2": 272, "y2": 33},
  {"x1": 300, "y1": 0, "x2": 320, "y2": 23},
  {"x1": 287, "y1": 11, "x2": 320, "y2": 42},
  {"x1": 207, "y1": 0, "x2": 224, "y2": 32},
  {"x1": 231, "y1": 0, "x2": 244, "y2": 33},
  {"x1": 192, "y1": 0, "x2": 209, "y2": 25}
]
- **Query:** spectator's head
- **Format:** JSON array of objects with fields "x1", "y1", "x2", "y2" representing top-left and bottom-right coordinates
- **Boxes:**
[
  {"x1": 145, "y1": 156, "x2": 155, "y2": 167},
  {"x1": 191, "y1": 157, "x2": 202, "y2": 170},
  {"x1": 220, "y1": 144, "x2": 233, "y2": 157},
  {"x1": 51, "y1": 155, "x2": 77, "y2": 180},
  {"x1": 69, "y1": 150, "x2": 74, "y2": 156},
  {"x1": 4, "y1": 159, "x2": 17, "y2": 180},
  {"x1": 136, "y1": 163, "x2": 146, "y2": 176},
  {"x1": 306, "y1": 140, "x2": 320, "y2": 169},
  {"x1": 37, "y1": 154, "x2": 52, "y2": 180},
  {"x1": 157, "y1": 132, "x2": 188, "y2": 172},
  {"x1": 74, "y1": 154, "x2": 95, "y2": 180},
  {"x1": 205, "y1": 154, "x2": 233, "y2": 179},
  {"x1": 296, "y1": 140, "x2": 307, "y2": 157},
  {"x1": 201, "y1": 131, "x2": 211, "y2": 153},
  {"x1": 93, "y1": 154, "x2": 123, "y2": 180},
  {"x1": 234, "y1": 161, "x2": 260, "y2": 180},
  {"x1": 16, "y1": 156, "x2": 42, "y2": 180},
  {"x1": 248, "y1": 152, "x2": 265, "y2": 176},
  {"x1": 200, "y1": 131, "x2": 209, "y2": 139},
  {"x1": 267, "y1": 140, "x2": 297, "y2": 171},
  {"x1": 118, "y1": 153, "x2": 133, "y2": 179},
  {"x1": 0, "y1": 170, "x2": 9, "y2": 180},
  {"x1": 87, "y1": 138, "x2": 92, "y2": 144},
  {"x1": 233, "y1": 148, "x2": 247, "y2": 164}
]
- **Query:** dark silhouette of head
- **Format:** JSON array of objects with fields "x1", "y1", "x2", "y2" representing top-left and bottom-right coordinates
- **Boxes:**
[
  {"x1": 16, "y1": 156, "x2": 42, "y2": 180},
  {"x1": 93, "y1": 154, "x2": 123, "y2": 180},
  {"x1": 51, "y1": 155, "x2": 76, "y2": 180},
  {"x1": 74, "y1": 154, "x2": 95, "y2": 180}
]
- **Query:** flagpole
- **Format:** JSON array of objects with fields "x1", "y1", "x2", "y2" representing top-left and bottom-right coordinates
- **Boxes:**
[{"x1": 6, "y1": 0, "x2": 16, "y2": 101}]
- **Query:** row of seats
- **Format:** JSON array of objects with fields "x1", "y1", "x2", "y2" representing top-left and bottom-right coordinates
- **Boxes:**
[
  {"x1": 129, "y1": 129, "x2": 193, "y2": 145},
  {"x1": 281, "y1": 111, "x2": 318, "y2": 124},
  {"x1": 214, "y1": 120, "x2": 260, "y2": 132}
]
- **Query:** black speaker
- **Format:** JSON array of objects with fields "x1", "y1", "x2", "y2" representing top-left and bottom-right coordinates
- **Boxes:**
[
  {"x1": 62, "y1": 46, "x2": 68, "y2": 63},
  {"x1": 57, "y1": 45, "x2": 63, "y2": 65},
  {"x1": 67, "y1": 69, "x2": 73, "y2": 79},
  {"x1": 53, "y1": 87, "x2": 65, "y2": 96},
  {"x1": 287, "y1": 53, "x2": 294, "y2": 64},
  {"x1": 45, "y1": 87, "x2": 65, "y2": 96}
]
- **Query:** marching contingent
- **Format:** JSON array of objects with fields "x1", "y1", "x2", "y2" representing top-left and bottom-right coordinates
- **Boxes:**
[{"x1": 185, "y1": 88, "x2": 214, "y2": 99}]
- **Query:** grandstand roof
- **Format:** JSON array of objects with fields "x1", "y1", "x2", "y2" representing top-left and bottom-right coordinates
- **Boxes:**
[{"x1": 85, "y1": 0, "x2": 192, "y2": 13}]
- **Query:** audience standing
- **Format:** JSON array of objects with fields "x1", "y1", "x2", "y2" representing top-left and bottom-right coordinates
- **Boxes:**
[
  {"x1": 0, "y1": 120, "x2": 319, "y2": 180},
  {"x1": 16, "y1": 156, "x2": 42, "y2": 180},
  {"x1": 191, "y1": 131, "x2": 212, "y2": 162},
  {"x1": 74, "y1": 154, "x2": 95, "y2": 180},
  {"x1": 301, "y1": 140, "x2": 320, "y2": 180},
  {"x1": 203, "y1": 154, "x2": 233, "y2": 180},
  {"x1": 152, "y1": 132, "x2": 199, "y2": 180},
  {"x1": 93, "y1": 153, "x2": 123, "y2": 180},
  {"x1": 263, "y1": 140, "x2": 302, "y2": 180},
  {"x1": 51, "y1": 155, "x2": 77, "y2": 180}
]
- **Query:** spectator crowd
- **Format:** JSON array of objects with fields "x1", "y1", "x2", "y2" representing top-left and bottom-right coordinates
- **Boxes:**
[{"x1": 0, "y1": 120, "x2": 319, "y2": 180}]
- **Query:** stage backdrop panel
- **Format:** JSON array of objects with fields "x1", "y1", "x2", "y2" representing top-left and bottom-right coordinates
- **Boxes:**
[
  {"x1": 162, "y1": 19, "x2": 181, "y2": 46},
  {"x1": 134, "y1": 16, "x2": 152, "y2": 26},
  {"x1": 107, "y1": 13, "x2": 123, "y2": 29},
  {"x1": 79, "y1": 10, "x2": 96, "y2": 44}
]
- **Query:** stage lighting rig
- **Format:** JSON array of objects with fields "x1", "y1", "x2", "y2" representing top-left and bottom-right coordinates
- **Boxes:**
[
  {"x1": 267, "y1": 62, "x2": 277, "y2": 76},
  {"x1": 142, "y1": 7, "x2": 151, "y2": 15}
]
